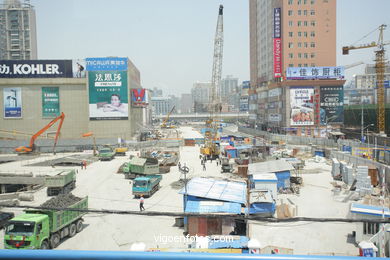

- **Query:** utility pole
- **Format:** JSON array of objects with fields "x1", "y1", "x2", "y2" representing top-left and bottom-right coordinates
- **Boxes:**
[{"x1": 361, "y1": 105, "x2": 364, "y2": 143}]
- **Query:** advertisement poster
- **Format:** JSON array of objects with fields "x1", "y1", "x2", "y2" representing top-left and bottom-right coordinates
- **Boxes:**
[
  {"x1": 88, "y1": 71, "x2": 128, "y2": 120},
  {"x1": 273, "y1": 8, "x2": 282, "y2": 78},
  {"x1": 72, "y1": 59, "x2": 86, "y2": 78},
  {"x1": 320, "y1": 86, "x2": 344, "y2": 125},
  {"x1": 290, "y1": 87, "x2": 314, "y2": 126},
  {"x1": 86, "y1": 57, "x2": 128, "y2": 71},
  {"x1": 3, "y1": 87, "x2": 22, "y2": 118},
  {"x1": 0, "y1": 60, "x2": 73, "y2": 78},
  {"x1": 42, "y1": 87, "x2": 60, "y2": 118},
  {"x1": 131, "y1": 88, "x2": 148, "y2": 107}
]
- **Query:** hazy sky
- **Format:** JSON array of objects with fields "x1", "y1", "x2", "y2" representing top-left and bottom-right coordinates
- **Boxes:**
[{"x1": 31, "y1": 0, "x2": 390, "y2": 96}]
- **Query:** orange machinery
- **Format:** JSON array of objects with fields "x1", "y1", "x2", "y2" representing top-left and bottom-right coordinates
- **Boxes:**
[{"x1": 15, "y1": 112, "x2": 65, "y2": 154}]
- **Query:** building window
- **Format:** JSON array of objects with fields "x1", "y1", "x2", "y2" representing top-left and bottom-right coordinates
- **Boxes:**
[
  {"x1": 298, "y1": 0, "x2": 302, "y2": 5},
  {"x1": 304, "y1": 53, "x2": 308, "y2": 58},
  {"x1": 289, "y1": 53, "x2": 294, "y2": 58},
  {"x1": 298, "y1": 42, "x2": 302, "y2": 48},
  {"x1": 289, "y1": 64, "x2": 294, "y2": 67},
  {"x1": 304, "y1": 31, "x2": 308, "y2": 37},
  {"x1": 298, "y1": 64, "x2": 302, "y2": 67},
  {"x1": 298, "y1": 31, "x2": 302, "y2": 37},
  {"x1": 304, "y1": 0, "x2": 307, "y2": 4},
  {"x1": 311, "y1": 0, "x2": 315, "y2": 4},
  {"x1": 310, "y1": 42, "x2": 315, "y2": 47},
  {"x1": 288, "y1": 0, "x2": 293, "y2": 4},
  {"x1": 298, "y1": 21, "x2": 302, "y2": 27},
  {"x1": 288, "y1": 42, "x2": 294, "y2": 48},
  {"x1": 304, "y1": 10, "x2": 308, "y2": 16},
  {"x1": 304, "y1": 42, "x2": 308, "y2": 48},
  {"x1": 289, "y1": 31, "x2": 294, "y2": 37},
  {"x1": 310, "y1": 10, "x2": 315, "y2": 15},
  {"x1": 363, "y1": 222, "x2": 380, "y2": 235},
  {"x1": 311, "y1": 52, "x2": 316, "y2": 58},
  {"x1": 304, "y1": 63, "x2": 308, "y2": 67},
  {"x1": 311, "y1": 20, "x2": 316, "y2": 26},
  {"x1": 298, "y1": 10, "x2": 302, "y2": 15},
  {"x1": 311, "y1": 63, "x2": 315, "y2": 67},
  {"x1": 288, "y1": 10, "x2": 293, "y2": 16},
  {"x1": 298, "y1": 53, "x2": 302, "y2": 58},
  {"x1": 310, "y1": 31, "x2": 316, "y2": 37},
  {"x1": 289, "y1": 21, "x2": 293, "y2": 26},
  {"x1": 304, "y1": 21, "x2": 308, "y2": 26}
]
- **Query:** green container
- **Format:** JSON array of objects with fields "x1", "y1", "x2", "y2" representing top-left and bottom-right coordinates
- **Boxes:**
[{"x1": 44, "y1": 170, "x2": 76, "y2": 188}]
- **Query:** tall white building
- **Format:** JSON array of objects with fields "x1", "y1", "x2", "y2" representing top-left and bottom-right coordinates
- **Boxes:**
[
  {"x1": 0, "y1": 0, "x2": 37, "y2": 60},
  {"x1": 220, "y1": 75, "x2": 238, "y2": 101},
  {"x1": 191, "y1": 82, "x2": 211, "y2": 113}
]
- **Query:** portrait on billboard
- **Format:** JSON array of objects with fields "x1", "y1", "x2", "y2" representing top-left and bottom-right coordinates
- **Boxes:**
[
  {"x1": 72, "y1": 59, "x2": 86, "y2": 78},
  {"x1": 3, "y1": 87, "x2": 22, "y2": 118},
  {"x1": 88, "y1": 71, "x2": 128, "y2": 120},
  {"x1": 290, "y1": 87, "x2": 314, "y2": 126}
]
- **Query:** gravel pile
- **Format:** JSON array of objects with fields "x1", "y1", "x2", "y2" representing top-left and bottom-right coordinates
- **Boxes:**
[{"x1": 41, "y1": 194, "x2": 82, "y2": 208}]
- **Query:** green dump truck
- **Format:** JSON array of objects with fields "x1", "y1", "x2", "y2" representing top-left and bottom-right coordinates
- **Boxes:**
[
  {"x1": 98, "y1": 147, "x2": 115, "y2": 161},
  {"x1": 45, "y1": 169, "x2": 76, "y2": 196},
  {"x1": 4, "y1": 194, "x2": 88, "y2": 249},
  {"x1": 132, "y1": 174, "x2": 162, "y2": 198},
  {"x1": 123, "y1": 157, "x2": 159, "y2": 179}
]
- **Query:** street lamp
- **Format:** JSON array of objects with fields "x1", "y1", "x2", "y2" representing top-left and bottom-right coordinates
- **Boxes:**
[{"x1": 361, "y1": 123, "x2": 374, "y2": 144}]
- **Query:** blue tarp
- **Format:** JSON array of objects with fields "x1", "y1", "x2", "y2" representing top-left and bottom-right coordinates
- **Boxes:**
[
  {"x1": 184, "y1": 195, "x2": 242, "y2": 214},
  {"x1": 208, "y1": 236, "x2": 249, "y2": 249},
  {"x1": 235, "y1": 145, "x2": 252, "y2": 150},
  {"x1": 249, "y1": 202, "x2": 275, "y2": 215},
  {"x1": 275, "y1": 171, "x2": 291, "y2": 189},
  {"x1": 226, "y1": 149, "x2": 237, "y2": 158}
]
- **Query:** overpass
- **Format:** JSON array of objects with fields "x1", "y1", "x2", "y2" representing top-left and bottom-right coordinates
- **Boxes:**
[{"x1": 154, "y1": 112, "x2": 250, "y2": 121}]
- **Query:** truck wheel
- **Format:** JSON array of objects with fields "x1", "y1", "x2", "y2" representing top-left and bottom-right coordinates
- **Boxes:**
[
  {"x1": 50, "y1": 233, "x2": 61, "y2": 248},
  {"x1": 76, "y1": 220, "x2": 83, "y2": 233},
  {"x1": 40, "y1": 240, "x2": 50, "y2": 250},
  {"x1": 69, "y1": 223, "x2": 77, "y2": 237}
]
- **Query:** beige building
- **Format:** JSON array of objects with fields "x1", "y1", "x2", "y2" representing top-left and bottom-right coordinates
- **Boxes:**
[
  {"x1": 249, "y1": 0, "x2": 340, "y2": 136},
  {"x1": 0, "y1": 59, "x2": 143, "y2": 140}
]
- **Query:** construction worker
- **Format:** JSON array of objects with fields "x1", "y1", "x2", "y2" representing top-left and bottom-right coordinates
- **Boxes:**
[{"x1": 139, "y1": 195, "x2": 145, "y2": 211}]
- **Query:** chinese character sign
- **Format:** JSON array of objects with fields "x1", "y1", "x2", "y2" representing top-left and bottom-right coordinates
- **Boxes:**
[
  {"x1": 42, "y1": 87, "x2": 60, "y2": 118},
  {"x1": 86, "y1": 57, "x2": 128, "y2": 71},
  {"x1": 3, "y1": 87, "x2": 22, "y2": 118},
  {"x1": 88, "y1": 71, "x2": 128, "y2": 120},
  {"x1": 273, "y1": 8, "x2": 282, "y2": 78},
  {"x1": 290, "y1": 87, "x2": 314, "y2": 126},
  {"x1": 320, "y1": 86, "x2": 344, "y2": 125},
  {"x1": 286, "y1": 66, "x2": 345, "y2": 80}
]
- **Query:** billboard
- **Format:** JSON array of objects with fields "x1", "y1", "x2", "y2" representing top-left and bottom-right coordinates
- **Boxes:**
[
  {"x1": 72, "y1": 59, "x2": 86, "y2": 78},
  {"x1": 286, "y1": 66, "x2": 345, "y2": 80},
  {"x1": 88, "y1": 71, "x2": 128, "y2": 120},
  {"x1": 3, "y1": 87, "x2": 22, "y2": 118},
  {"x1": 290, "y1": 87, "x2": 314, "y2": 126},
  {"x1": 0, "y1": 60, "x2": 73, "y2": 78},
  {"x1": 86, "y1": 57, "x2": 128, "y2": 71},
  {"x1": 42, "y1": 87, "x2": 60, "y2": 118},
  {"x1": 131, "y1": 89, "x2": 148, "y2": 107},
  {"x1": 273, "y1": 8, "x2": 282, "y2": 78},
  {"x1": 320, "y1": 86, "x2": 344, "y2": 125}
]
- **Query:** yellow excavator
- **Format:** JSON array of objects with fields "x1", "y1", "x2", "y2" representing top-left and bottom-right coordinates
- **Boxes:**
[{"x1": 160, "y1": 106, "x2": 176, "y2": 129}]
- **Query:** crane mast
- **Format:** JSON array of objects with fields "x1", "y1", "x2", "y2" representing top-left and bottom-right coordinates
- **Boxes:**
[{"x1": 342, "y1": 24, "x2": 388, "y2": 135}]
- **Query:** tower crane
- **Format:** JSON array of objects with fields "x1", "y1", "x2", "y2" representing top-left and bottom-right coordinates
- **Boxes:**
[
  {"x1": 342, "y1": 24, "x2": 390, "y2": 135},
  {"x1": 200, "y1": 5, "x2": 224, "y2": 160}
]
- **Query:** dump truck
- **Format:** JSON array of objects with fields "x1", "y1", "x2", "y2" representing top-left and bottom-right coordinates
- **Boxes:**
[
  {"x1": 45, "y1": 169, "x2": 76, "y2": 196},
  {"x1": 4, "y1": 194, "x2": 88, "y2": 249},
  {"x1": 98, "y1": 147, "x2": 115, "y2": 161},
  {"x1": 221, "y1": 157, "x2": 233, "y2": 173},
  {"x1": 123, "y1": 157, "x2": 159, "y2": 179},
  {"x1": 132, "y1": 174, "x2": 162, "y2": 198}
]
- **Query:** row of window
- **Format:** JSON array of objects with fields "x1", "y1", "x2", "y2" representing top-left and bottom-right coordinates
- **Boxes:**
[
  {"x1": 288, "y1": 20, "x2": 316, "y2": 27},
  {"x1": 288, "y1": 0, "x2": 316, "y2": 4},
  {"x1": 288, "y1": 53, "x2": 316, "y2": 58},
  {"x1": 288, "y1": 10, "x2": 316, "y2": 16},
  {"x1": 288, "y1": 42, "x2": 316, "y2": 48},
  {"x1": 289, "y1": 31, "x2": 316, "y2": 37},
  {"x1": 288, "y1": 63, "x2": 316, "y2": 67}
]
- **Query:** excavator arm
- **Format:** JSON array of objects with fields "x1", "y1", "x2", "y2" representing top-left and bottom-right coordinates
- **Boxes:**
[
  {"x1": 161, "y1": 106, "x2": 175, "y2": 128},
  {"x1": 16, "y1": 112, "x2": 65, "y2": 154}
]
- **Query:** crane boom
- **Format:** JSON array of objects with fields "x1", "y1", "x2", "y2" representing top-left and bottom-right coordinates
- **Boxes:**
[
  {"x1": 342, "y1": 24, "x2": 388, "y2": 134},
  {"x1": 15, "y1": 112, "x2": 65, "y2": 154},
  {"x1": 161, "y1": 106, "x2": 175, "y2": 128}
]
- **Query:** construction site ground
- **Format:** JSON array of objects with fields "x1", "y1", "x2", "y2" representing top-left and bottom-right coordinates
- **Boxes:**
[{"x1": 0, "y1": 126, "x2": 358, "y2": 255}]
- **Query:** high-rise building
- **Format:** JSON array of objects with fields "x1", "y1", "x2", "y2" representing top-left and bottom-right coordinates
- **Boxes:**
[
  {"x1": 220, "y1": 75, "x2": 238, "y2": 101},
  {"x1": 250, "y1": 0, "x2": 336, "y2": 87},
  {"x1": 191, "y1": 82, "x2": 211, "y2": 113},
  {"x1": 249, "y1": 0, "x2": 342, "y2": 137},
  {"x1": 0, "y1": 0, "x2": 37, "y2": 60},
  {"x1": 180, "y1": 93, "x2": 193, "y2": 114}
]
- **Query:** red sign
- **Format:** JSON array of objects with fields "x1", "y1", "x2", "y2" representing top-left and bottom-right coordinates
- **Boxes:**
[
  {"x1": 273, "y1": 38, "x2": 282, "y2": 78},
  {"x1": 131, "y1": 88, "x2": 148, "y2": 107}
]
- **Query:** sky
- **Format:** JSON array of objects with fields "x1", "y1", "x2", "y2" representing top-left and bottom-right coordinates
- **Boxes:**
[{"x1": 28, "y1": 0, "x2": 390, "y2": 96}]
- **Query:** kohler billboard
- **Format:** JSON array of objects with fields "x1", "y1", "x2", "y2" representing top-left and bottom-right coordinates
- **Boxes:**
[{"x1": 0, "y1": 60, "x2": 73, "y2": 78}]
